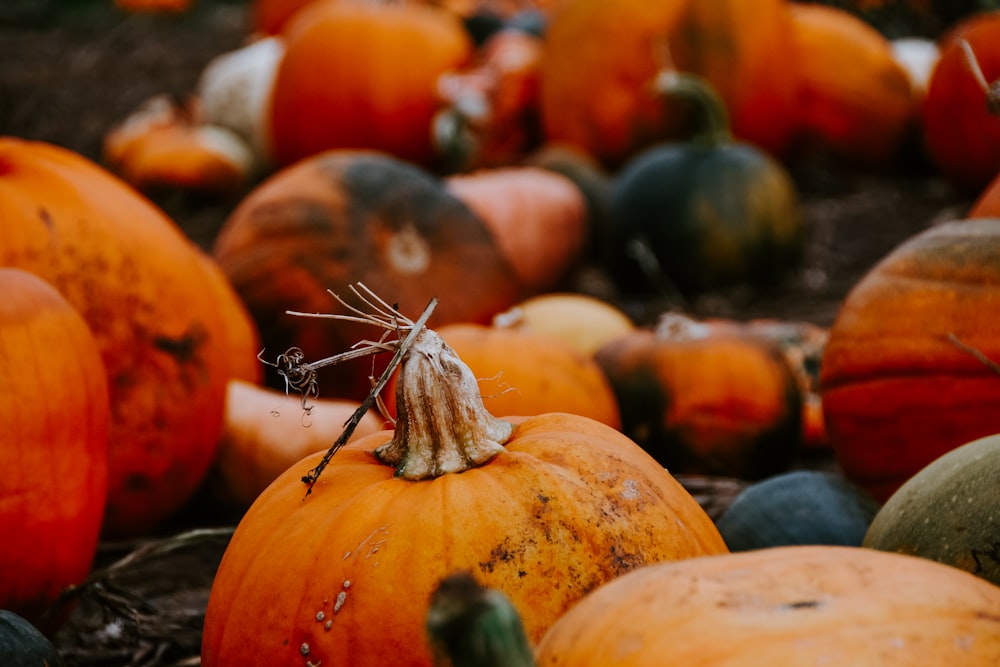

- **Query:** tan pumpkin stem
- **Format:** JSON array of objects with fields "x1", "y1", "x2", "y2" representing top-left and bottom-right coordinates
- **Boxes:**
[{"x1": 375, "y1": 326, "x2": 514, "y2": 480}]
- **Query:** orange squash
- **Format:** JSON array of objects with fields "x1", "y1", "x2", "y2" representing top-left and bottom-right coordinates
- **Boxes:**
[
  {"x1": 539, "y1": 0, "x2": 799, "y2": 167},
  {"x1": 212, "y1": 149, "x2": 522, "y2": 401},
  {"x1": 0, "y1": 268, "x2": 109, "y2": 625},
  {"x1": 269, "y1": 1, "x2": 472, "y2": 169},
  {"x1": 788, "y1": 3, "x2": 917, "y2": 166},
  {"x1": 0, "y1": 138, "x2": 254, "y2": 536},
  {"x1": 820, "y1": 218, "x2": 1000, "y2": 502},
  {"x1": 201, "y1": 307, "x2": 726, "y2": 666},
  {"x1": 922, "y1": 10, "x2": 1000, "y2": 192},
  {"x1": 535, "y1": 545, "x2": 1000, "y2": 665},
  {"x1": 594, "y1": 312, "x2": 803, "y2": 480}
]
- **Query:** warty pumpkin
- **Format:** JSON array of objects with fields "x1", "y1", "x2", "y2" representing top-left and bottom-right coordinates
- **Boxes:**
[
  {"x1": 212, "y1": 149, "x2": 523, "y2": 401},
  {"x1": 820, "y1": 218, "x2": 1000, "y2": 502},
  {"x1": 594, "y1": 311, "x2": 803, "y2": 480},
  {"x1": 0, "y1": 138, "x2": 255, "y2": 536},
  {"x1": 534, "y1": 545, "x2": 1000, "y2": 665},
  {"x1": 0, "y1": 268, "x2": 109, "y2": 626},
  {"x1": 268, "y1": 0, "x2": 473, "y2": 169},
  {"x1": 201, "y1": 299, "x2": 726, "y2": 667}
]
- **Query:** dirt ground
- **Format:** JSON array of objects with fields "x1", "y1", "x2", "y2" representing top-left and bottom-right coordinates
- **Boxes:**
[{"x1": 0, "y1": 2, "x2": 983, "y2": 665}]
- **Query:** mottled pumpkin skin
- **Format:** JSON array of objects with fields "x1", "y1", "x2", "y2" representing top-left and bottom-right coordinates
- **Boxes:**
[
  {"x1": 595, "y1": 328, "x2": 802, "y2": 480},
  {"x1": 0, "y1": 138, "x2": 246, "y2": 536},
  {"x1": 821, "y1": 219, "x2": 1000, "y2": 502},
  {"x1": 201, "y1": 414, "x2": 727, "y2": 667},
  {"x1": 212, "y1": 150, "x2": 522, "y2": 401},
  {"x1": 0, "y1": 268, "x2": 108, "y2": 625},
  {"x1": 269, "y1": 1, "x2": 472, "y2": 169},
  {"x1": 864, "y1": 433, "x2": 1000, "y2": 586},
  {"x1": 535, "y1": 545, "x2": 1000, "y2": 666}
]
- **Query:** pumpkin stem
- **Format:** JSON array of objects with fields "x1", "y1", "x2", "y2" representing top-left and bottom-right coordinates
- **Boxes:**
[
  {"x1": 427, "y1": 571, "x2": 537, "y2": 667},
  {"x1": 652, "y1": 70, "x2": 732, "y2": 146},
  {"x1": 957, "y1": 38, "x2": 1000, "y2": 117},
  {"x1": 375, "y1": 326, "x2": 514, "y2": 480}
]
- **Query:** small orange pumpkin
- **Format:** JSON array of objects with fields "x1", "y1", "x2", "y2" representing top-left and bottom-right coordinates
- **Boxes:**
[
  {"x1": 269, "y1": 1, "x2": 473, "y2": 169},
  {"x1": 594, "y1": 312, "x2": 803, "y2": 480},
  {"x1": 201, "y1": 306, "x2": 726, "y2": 666},
  {"x1": 788, "y1": 3, "x2": 917, "y2": 166},
  {"x1": 0, "y1": 268, "x2": 109, "y2": 625},
  {"x1": 820, "y1": 218, "x2": 1000, "y2": 502}
]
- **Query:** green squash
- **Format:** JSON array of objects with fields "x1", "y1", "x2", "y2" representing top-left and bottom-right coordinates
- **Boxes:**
[
  {"x1": 0, "y1": 610, "x2": 63, "y2": 667},
  {"x1": 606, "y1": 72, "x2": 804, "y2": 297},
  {"x1": 863, "y1": 433, "x2": 1000, "y2": 586}
]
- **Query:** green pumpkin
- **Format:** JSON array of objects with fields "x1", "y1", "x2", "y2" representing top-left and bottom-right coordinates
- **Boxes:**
[
  {"x1": 606, "y1": 72, "x2": 804, "y2": 297},
  {"x1": 863, "y1": 433, "x2": 1000, "y2": 586},
  {"x1": 0, "y1": 610, "x2": 63, "y2": 667}
]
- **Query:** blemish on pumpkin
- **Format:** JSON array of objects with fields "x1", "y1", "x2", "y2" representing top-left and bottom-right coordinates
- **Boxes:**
[
  {"x1": 315, "y1": 611, "x2": 325, "y2": 622},
  {"x1": 620, "y1": 479, "x2": 640, "y2": 501},
  {"x1": 783, "y1": 599, "x2": 823, "y2": 610},
  {"x1": 386, "y1": 221, "x2": 431, "y2": 274},
  {"x1": 300, "y1": 642, "x2": 310, "y2": 656},
  {"x1": 38, "y1": 206, "x2": 54, "y2": 230},
  {"x1": 333, "y1": 590, "x2": 347, "y2": 613}
]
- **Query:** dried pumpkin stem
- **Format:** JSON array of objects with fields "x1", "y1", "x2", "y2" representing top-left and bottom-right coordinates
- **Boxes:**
[
  {"x1": 957, "y1": 38, "x2": 1000, "y2": 117},
  {"x1": 948, "y1": 332, "x2": 1000, "y2": 375}
]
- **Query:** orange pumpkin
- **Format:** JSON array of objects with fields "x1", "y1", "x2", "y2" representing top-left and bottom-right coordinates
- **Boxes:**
[
  {"x1": 788, "y1": 3, "x2": 917, "y2": 166},
  {"x1": 820, "y1": 219, "x2": 1000, "y2": 502},
  {"x1": 269, "y1": 1, "x2": 472, "y2": 169},
  {"x1": 211, "y1": 379, "x2": 385, "y2": 508},
  {"x1": 594, "y1": 312, "x2": 803, "y2": 480},
  {"x1": 535, "y1": 545, "x2": 1000, "y2": 665},
  {"x1": 539, "y1": 0, "x2": 799, "y2": 167},
  {"x1": 444, "y1": 166, "x2": 590, "y2": 294},
  {"x1": 212, "y1": 149, "x2": 522, "y2": 401},
  {"x1": 0, "y1": 137, "x2": 254, "y2": 536},
  {"x1": 0, "y1": 268, "x2": 109, "y2": 625},
  {"x1": 202, "y1": 311, "x2": 726, "y2": 666},
  {"x1": 922, "y1": 10, "x2": 1000, "y2": 192},
  {"x1": 969, "y1": 170, "x2": 1000, "y2": 218}
]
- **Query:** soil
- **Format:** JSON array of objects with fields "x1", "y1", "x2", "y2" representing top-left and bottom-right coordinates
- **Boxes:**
[{"x1": 0, "y1": 2, "x2": 982, "y2": 665}]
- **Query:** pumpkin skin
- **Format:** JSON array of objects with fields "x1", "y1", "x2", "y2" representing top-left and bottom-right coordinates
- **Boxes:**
[
  {"x1": 969, "y1": 169, "x2": 1000, "y2": 218},
  {"x1": 0, "y1": 268, "x2": 108, "y2": 625},
  {"x1": 539, "y1": 0, "x2": 799, "y2": 167},
  {"x1": 788, "y1": 3, "x2": 916, "y2": 166},
  {"x1": 864, "y1": 433, "x2": 1000, "y2": 587},
  {"x1": 269, "y1": 1, "x2": 472, "y2": 169},
  {"x1": 535, "y1": 545, "x2": 1000, "y2": 666},
  {"x1": 606, "y1": 74, "x2": 803, "y2": 296},
  {"x1": 201, "y1": 325, "x2": 726, "y2": 667},
  {"x1": 0, "y1": 609, "x2": 64, "y2": 667},
  {"x1": 212, "y1": 149, "x2": 522, "y2": 401},
  {"x1": 716, "y1": 470, "x2": 881, "y2": 551},
  {"x1": 594, "y1": 314, "x2": 803, "y2": 480},
  {"x1": 0, "y1": 138, "x2": 250, "y2": 536},
  {"x1": 922, "y1": 11, "x2": 1000, "y2": 192},
  {"x1": 820, "y1": 219, "x2": 1000, "y2": 502}
]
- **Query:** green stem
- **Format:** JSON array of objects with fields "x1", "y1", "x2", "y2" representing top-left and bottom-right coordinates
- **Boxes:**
[{"x1": 653, "y1": 70, "x2": 733, "y2": 146}]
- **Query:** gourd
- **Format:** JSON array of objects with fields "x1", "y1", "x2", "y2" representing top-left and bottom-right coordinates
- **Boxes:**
[
  {"x1": 606, "y1": 73, "x2": 803, "y2": 296},
  {"x1": 201, "y1": 294, "x2": 727, "y2": 666},
  {"x1": 820, "y1": 219, "x2": 1000, "y2": 502},
  {"x1": 864, "y1": 432, "x2": 1000, "y2": 587},
  {"x1": 534, "y1": 545, "x2": 1000, "y2": 665},
  {"x1": 0, "y1": 610, "x2": 64, "y2": 667}
]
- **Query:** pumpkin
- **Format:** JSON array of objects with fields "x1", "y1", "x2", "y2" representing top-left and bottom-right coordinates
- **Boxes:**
[
  {"x1": 212, "y1": 149, "x2": 523, "y2": 401},
  {"x1": 787, "y1": 3, "x2": 917, "y2": 167},
  {"x1": 593, "y1": 312, "x2": 803, "y2": 480},
  {"x1": 0, "y1": 268, "x2": 108, "y2": 625},
  {"x1": 922, "y1": 10, "x2": 1000, "y2": 192},
  {"x1": 0, "y1": 138, "x2": 254, "y2": 536},
  {"x1": 268, "y1": 1, "x2": 472, "y2": 169},
  {"x1": 445, "y1": 166, "x2": 589, "y2": 294},
  {"x1": 434, "y1": 26, "x2": 545, "y2": 171},
  {"x1": 491, "y1": 292, "x2": 636, "y2": 358},
  {"x1": 605, "y1": 72, "x2": 803, "y2": 296},
  {"x1": 539, "y1": 0, "x2": 799, "y2": 167},
  {"x1": 716, "y1": 470, "x2": 881, "y2": 552},
  {"x1": 864, "y1": 432, "x2": 1000, "y2": 587},
  {"x1": 211, "y1": 379, "x2": 386, "y2": 509},
  {"x1": 0, "y1": 610, "x2": 64, "y2": 667},
  {"x1": 201, "y1": 304, "x2": 727, "y2": 666},
  {"x1": 969, "y1": 169, "x2": 1000, "y2": 218},
  {"x1": 535, "y1": 545, "x2": 1000, "y2": 666},
  {"x1": 820, "y1": 219, "x2": 1000, "y2": 502}
]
